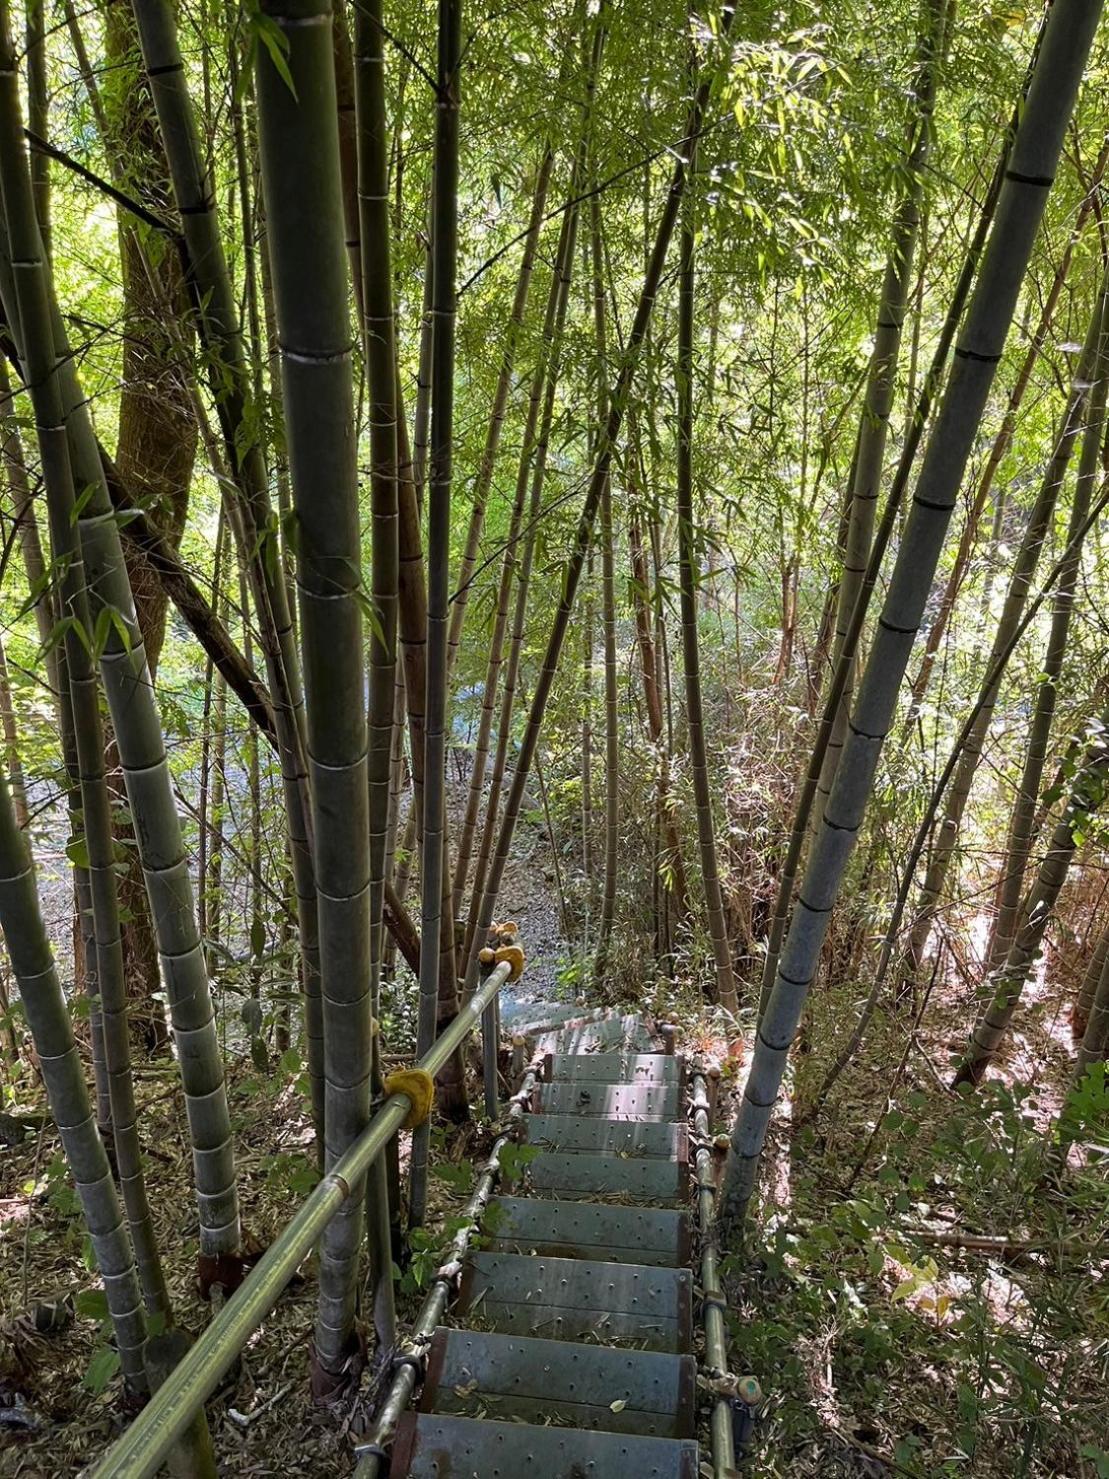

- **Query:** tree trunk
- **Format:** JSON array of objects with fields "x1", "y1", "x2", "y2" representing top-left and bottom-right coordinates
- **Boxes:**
[
  {"x1": 629, "y1": 498, "x2": 688, "y2": 920},
  {"x1": 354, "y1": 0, "x2": 399, "y2": 1352},
  {"x1": 0, "y1": 773, "x2": 146, "y2": 1390},
  {"x1": 410, "y1": 0, "x2": 465, "y2": 1230},
  {"x1": 1072, "y1": 917, "x2": 1109, "y2": 1045},
  {"x1": 1072, "y1": 930, "x2": 1109, "y2": 1080},
  {"x1": 452, "y1": 176, "x2": 576, "y2": 921},
  {"x1": 132, "y1": 0, "x2": 323, "y2": 1152},
  {"x1": 754, "y1": 67, "x2": 1011, "y2": 1022},
  {"x1": 460, "y1": 194, "x2": 584, "y2": 972},
  {"x1": 907, "y1": 143, "x2": 1106, "y2": 716},
  {"x1": 446, "y1": 150, "x2": 554, "y2": 667},
  {"x1": 593, "y1": 193, "x2": 619, "y2": 974},
  {"x1": 0, "y1": 0, "x2": 170, "y2": 1321}
]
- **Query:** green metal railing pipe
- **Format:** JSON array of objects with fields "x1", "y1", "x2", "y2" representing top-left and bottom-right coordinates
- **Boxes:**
[
  {"x1": 91, "y1": 960, "x2": 513, "y2": 1479},
  {"x1": 692, "y1": 1069, "x2": 737, "y2": 1477},
  {"x1": 353, "y1": 1065, "x2": 538, "y2": 1476}
]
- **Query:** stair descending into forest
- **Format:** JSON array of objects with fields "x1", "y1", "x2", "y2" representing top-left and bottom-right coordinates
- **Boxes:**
[{"x1": 391, "y1": 1004, "x2": 700, "y2": 1477}]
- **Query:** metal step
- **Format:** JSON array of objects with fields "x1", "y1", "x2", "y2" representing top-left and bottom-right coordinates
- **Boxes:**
[
  {"x1": 421, "y1": 1327, "x2": 697, "y2": 1438},
  {"x1": 533, "y1": 1017, "x2": 657, "y2": 1056},
  {"x1": 521, "y1": 1112, "x2": 687, "y2": 1160},
  {"x1": 481, "y1": 1195, "x2": 691, "y2": 1267},
  {"x1": 391, "y1": 1411, "x2": 699, "y2": 1477},
  {"x1": 515, "y1": 1149, "x2": 688, "y2": 1204},
  {"x1": 532, "y1": 1079, "x2": 681, "y2": 1120},
  {"x1": 457, "y1": 1251, "x2": 692, "y2": 1351},
  {"x1": 502, "y1": 999, "x2": 602, "y2": 1032},
  {"x1": 542, "y1": 1051, "x2": 683, "y2": 1086}
]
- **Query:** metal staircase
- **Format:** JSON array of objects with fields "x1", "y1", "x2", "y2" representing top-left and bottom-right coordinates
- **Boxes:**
[{"x1": 390, "y1": 1004, "x2": 702, "y2": 1477}]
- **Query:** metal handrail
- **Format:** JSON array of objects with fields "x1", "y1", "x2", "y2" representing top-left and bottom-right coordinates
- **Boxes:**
[
  {"x1": 692, "y1": 1067, "x2": 738, "y2": 1477},
  {"x1": 90, "y1": 958, "x2": 514, "y2": 1479},
  {"x1": 353, "y1": 1063, "x2": 538, "y2": 1475}
]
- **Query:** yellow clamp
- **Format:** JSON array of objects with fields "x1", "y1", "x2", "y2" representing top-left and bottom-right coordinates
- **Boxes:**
[
  {"x1": 383, "y1": 1067, "x2": 435, "y2": 1129},
  {"x1": 480, "y1": 944, "x2": 526, "y2": 980},
  {"x1": 496, "y1": 945, "x2": 526, "y2": 980},
  {"x1": 481, "y1": 922, "x2": 526, "y2": 981}
]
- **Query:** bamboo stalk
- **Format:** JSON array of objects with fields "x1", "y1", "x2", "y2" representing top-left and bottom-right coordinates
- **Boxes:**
[
  {"x1": 986, "y1": 267, "x2": 1109, "y2": 969},
  {"x1": 130, "y1": 0, "x2": 323, "y2": 1153},
  {"x1": 445, "y1": 149, "x2": 555, "y2": 666},
  {"x1": 0, "y1": 5, "x2": 240, "y2": 1279},
  {"x1": 907, "y1": 139, "x2": 1108, "y2": 716},
  {"x1": 354, "y1": 0, "x2": 400, "y2": 1351},
  {"x1": 813, "y1": 0, "x2": 943, "y2": 810},
  {"x1": 957, "y1": 705, "x2": 1109, "y2": 1085},
  {"x1": 722, "y1": 0, "x2": 1103, "y2": 1232},
  {"x1": 452, "y1": 175, "x2": 582, "y2": 923},
  {"x1": 254, "y1": 0, "x2": 370, "y2": 1382},
  {"x1": 460, "y1": 192, "x2": 584, "y2": 971},
  {"x1": 410, "y1": 0, "x2": 464, "y2": 1228},
  {"x1": 677, "y1": 200, "x2": 738, "y2": 1016},
  {"x1": 461, "y1": 4, "x2": 739, "y2": 999},
  {"x1": 0, "y1": 767, "x2": 147, "y2": 1389},
  {"x1": 903, "y1": 273, "x2": 1109, "y2": 980}
]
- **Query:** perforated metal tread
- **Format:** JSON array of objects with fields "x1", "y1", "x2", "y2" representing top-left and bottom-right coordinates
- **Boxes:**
[
  {"x1": 532, "y1": 1078, "x2": 681, "y2": 1119},
  {"x1": 391, "y1": 1411, "x2": 700, "y2": 1477},
  {"x1": 542, "y1": 1050, "x2": 684, "y2": 1085},
  {"x1": 482, "y1": 1194, "x2": 691, "y2": 1266},
  {"x1": 457, "y1": 1250, "x2": 692, "y2": 1351},
  {"x1": 521, "y1": 1111, "x2": 687, "y2": 1159},
  {"x1": 504, "y1": 1147, "x2": 689, "y2": 1203},
  {"x1": 531, "y1": 1015, "x2": 657, "y2": 1056},
  {"x1": 421, "y1": 1327, "x2": 697, "y2": 1436},
  {"x1": 501, "y1": 1000, "x2": 604, "y2": 1032}
]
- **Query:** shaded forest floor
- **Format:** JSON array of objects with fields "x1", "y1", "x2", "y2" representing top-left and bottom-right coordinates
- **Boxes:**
[{"x1": 2, "y1": 769, "x2": 1107, "y2": 1477}]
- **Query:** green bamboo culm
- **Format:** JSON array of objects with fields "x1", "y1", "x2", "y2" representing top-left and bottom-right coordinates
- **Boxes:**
[
  {"x1": 902, "y1": 268, "x2": 1109, "y2": 981},
  {"x1": 677, "y1": 200, "x2": 739, "y2": 1017},
  {"x1": 410, "y1": 0, "x2": 464, "y2": 1228},
  {"x1": 459, "y1": 188, "x2": 583, "y2": 973},
  {"x1": 354, "y1": 0, "x2": 400, "y2": 1353},
  {"x1": 1071, "y1": 928, "x2": 1109, "y2": 1084},
  {"x1": 462, "y1": 1, "x2": 739, "y2": 999},
  {"x1": 449, "y1": 150, "x2": 555, "y2": 919},
  {"x1": 592, "y1": 188, "x2": 620, "y2": 978},
  {"x1": 128, "y1": 0, "x2": 324, "y2": 1154},
  {"x1": 0, "y1": 774, "x2": 146, "y2": 1387},
  {"x1": 457, "y1": 15, "x2": 603, "y2": 973},
  {"x1": 812, "y1": 0, "x2": 943, "y2": 816},
  {"x1": 253, "y1": 0, "x2": 370, "y2": 1383},
  {"x1": 0, "y1": 2, "x2": 241, "y2": 1284},
  {"x1": 718, "y1": 0, "x2": 1104, "y2": 1239},
  {"x1": 984, "y1": 261, "x2": 1109, "y2": 971},
  {"x1": 0, "y1": 7, "x2": 170, "y2": 1321},
  {"x1": 0, "y1": 36, "x2": 151, "y2": 1354},
  {"x1": 956, "y1": 707, "x2": 1109, "y2": 1087},
  {"x1": 0, "y1": 347, "x2": 114, "y2": 1133}
]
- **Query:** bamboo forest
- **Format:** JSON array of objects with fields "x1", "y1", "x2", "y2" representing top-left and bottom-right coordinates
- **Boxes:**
[{"x1": 1, "y1": 0, "x2": 1109, "y2": 1473}]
